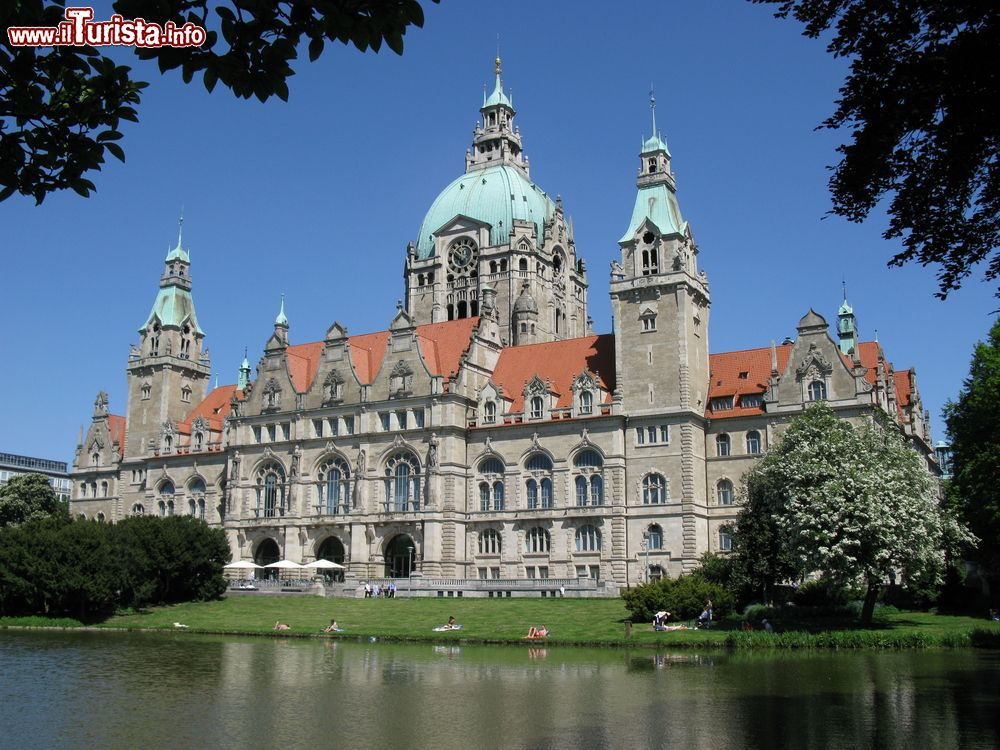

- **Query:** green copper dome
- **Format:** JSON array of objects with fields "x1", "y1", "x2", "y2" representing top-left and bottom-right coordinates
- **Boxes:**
[
  {"x1": 415, "y1": 165, "x2": 555, "y2": 259},
  {"x1": 642, "y1": 133, "x2": 670, "y2": 155}
]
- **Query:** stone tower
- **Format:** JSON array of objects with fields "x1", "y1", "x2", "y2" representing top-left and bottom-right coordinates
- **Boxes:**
[
  {"x1": 405, "y1": 57, "x2": 589, "y2": 345},
  {"x1": 610, "y1": 94, "x2": 712, "y2": 569},
  {"x1": 124, "y1": 222, "x2": 211, "y2": 458}
]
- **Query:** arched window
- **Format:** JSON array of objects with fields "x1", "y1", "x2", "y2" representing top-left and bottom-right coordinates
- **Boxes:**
[
  {"x1": 189, "y1": 478, "x2": 206, "y2": 495},
  {"x1": 647, "y1": 524, "x2": 663, "y2": 550},
  {"x1": 479, "y1": 529, "x2": 501, "y2": 555},
  {"x1": 574, "y1": 450, "x2": 603, "y2": 506},
  {"x1": 159, "y1": 480, "x2": 175, "y2": 495},
  {"x1": 131, "y1": 503, "x2": 144, "y2": 516},
  {"x1": 527, "y1": 479, "x2": 538, "y2": 510},
  {"x1": 96, "y1": 512, "x2": 106, "y2": 523},
  {"x1": 478, "y1": 457, "x2": 505, "y2": 511},
  {"x1": 746, "y1": 431, "x2": 762, "y2": 454},
  {"x1": 91, "y1": 451, "x2": 100, "y2": 467},
  {"x1": 197, "y1": 498, "x2": 205, "y2": 520},
  {"x1": 384, "y1": 452, "x2": 421, "y2": 512},
  {"x1": 525, "y1": 527, "x2": 550, "y2": 553},
  {"x1": 808, "y1": 380, "x2": 827, "y2": 401},
  {"x1": 484, "y1": 401, "x2": 497, "y2": 423},
  {"x1": 720, "y1": 531, "x2": 733, "y2": 552},
  {"x1": 317, "y1": 456, "x2": 351, "y2": 514},
  {"x1": 493, "y1": 481, "x2": 505, "y2": 511},
  {"x1": 575, "y1": 525, "x2": 601, "y2": 552},
  {"x1": 717, "y1": 479, "x2": 734, "y2": 506},
  {"x1": 158, "y1": 500, "x2": 166, "y2": 517},
  {"x1": 642, "y1": 474, "x2": 667, "y2": 504},
  {"x1": 188, "y1": 499, "x2": 197, "y2": 516},
  {"x1": 480, "y1": 457, "x2": 505, "y2": 475},
  {"x1": 255, "y1": 463, "x2": 286, "y2": 518},
  {"x1": 579, "y1": 390, "x2": 594, "y2": 415},
  {"x1": 530, "y1": 396, "x2": 544, "y2": 420},
  {"x1": 193, "y1": 432, "x2": 203, "y2": 451},
  {"x1": 716, "y1": 434, "x2": 731, "y2": 457},
  {"x1": 526, "y1": 454, "x2": 553, "y2": 472},
  {"x1": 479, "y1": 482, "x2": 491, "y2": 511},
  {"x1": 541, "y1": 478, "x2": 553, "y2": 509},
  {"x1": 100, "y1": 480, "x2": 108, "y2": 496}
]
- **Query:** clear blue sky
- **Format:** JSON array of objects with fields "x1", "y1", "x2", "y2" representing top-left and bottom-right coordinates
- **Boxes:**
[{"x1": 2, "y1": 0, "x2": 995, "y2": 464}]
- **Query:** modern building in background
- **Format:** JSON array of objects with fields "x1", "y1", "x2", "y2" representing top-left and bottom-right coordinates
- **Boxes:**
[
  {"x1": 1, "y1": 452, "x2": 72, "y2": 503},
  {"x1": 69, "y1": 61, "x2": 937, "y2": 590}
]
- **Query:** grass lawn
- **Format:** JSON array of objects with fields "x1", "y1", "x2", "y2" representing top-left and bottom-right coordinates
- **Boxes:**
[{"x1": 3, "y1": 595, "x2": 995, "y2": 649}]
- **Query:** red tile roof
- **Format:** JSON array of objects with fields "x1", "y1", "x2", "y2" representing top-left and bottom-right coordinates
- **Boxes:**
[
  {"x1": 108, "y1": 414, "x2": 126, "y2": 457},
  {"x1": 894, "y1": 369, "x2": 913, "y2": 418},
  {"x1": 286, "y1": 342, "x2": 325, "y2": 393},
  {"x1": 417, "y1": 317, "x2": 480, "y2": 378},
  {"x1": 707, "y1": 344, "x2": 791, "y2": 418},
  {"x1": 492, "y1": 334, "x2": 616, "y2": 413},
  {"x1": 181, "y1": 384, "x2": 240, "y2": 433},
  {"x1": 347, "y1": 331, "x2": 391, "y2": 385}
]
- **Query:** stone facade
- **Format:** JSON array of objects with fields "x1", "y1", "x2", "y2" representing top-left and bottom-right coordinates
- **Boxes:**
[{"x1": 70, "y1": 67, "x2": 937, "y2": 589}]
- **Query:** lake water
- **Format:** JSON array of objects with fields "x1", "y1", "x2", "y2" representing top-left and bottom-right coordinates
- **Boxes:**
[{"x1": 1, "y1": 631, "x2": 998, "y2": 750}]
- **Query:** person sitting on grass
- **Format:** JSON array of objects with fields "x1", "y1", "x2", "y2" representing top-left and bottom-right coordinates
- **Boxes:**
[
  {"x1": 524, "y1": 625, "x2": 549, "y2": 639},
  {"x1": 273, "y1": 621, "x2": 291, "y2": 631},
  {"x1": 322, "y1": 619, "x2": 343, "y2": 633},
  {"x1": 653, "y1": 611, "x2": 670, "y2": 631},
  {"x1": 434, "y1": 616, "x2": 463, "y2": 632}
]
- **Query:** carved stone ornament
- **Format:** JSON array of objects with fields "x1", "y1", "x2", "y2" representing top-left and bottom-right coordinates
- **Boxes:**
[
  {"x1": 530, "y1": 432, "x2": 541, "y2": 451},
  {"x1": 572, "y1": 370, "x2": 598, "y2": 393},
  {"x1": 485, "y1": 435, "x2": 494, "y2": 453},
  {"x1": 579, "y1": 427, "x2": 592, "y2": 446},
  {"x1": 263, "y1": 446, "x2": 274, "y2": 460},
  {"x1": 262, "y1": 378, "x2": 281, "y2": 411},
  {"x1": 323, "y1": 368, "x2": 345, "y2": 404},
  {"x1": 795, "y1": 343, "x2": 833, "y2": 380},
  {"x1": 524, "y1": 375, "x2": 549, "y2": 397},
  {"x1": 389, "y1": 360, "x2": 414, "y2": 396}
]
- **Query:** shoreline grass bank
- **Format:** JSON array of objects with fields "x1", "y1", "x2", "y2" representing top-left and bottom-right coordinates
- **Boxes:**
[{"x1": 2, "y1": 597, "x2": 998, "y2": 650}]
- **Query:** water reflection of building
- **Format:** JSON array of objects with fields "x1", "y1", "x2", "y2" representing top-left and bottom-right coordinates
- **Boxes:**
[{"x1": 69, "y1": 60, "x2": 938, "y2": 589}]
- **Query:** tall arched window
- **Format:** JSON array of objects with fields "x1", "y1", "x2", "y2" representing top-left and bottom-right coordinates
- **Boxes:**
[
  {"x1": 642, "y1": 474, "x2": 667, "y2": 504},
  {"x1": 573, "y1": 450, "x2": 604, "y2": 506},
  {"x1": 255, "y1": 463, "x2": 286, "y2": 518},
  {"x1": 647, "y1": 524, "x2": 663, "y2": 550},
  {"x1": 317, "y1": 456, "x2": 351, "y2": 514},
  {"x1": 478, "y1": 457, "x2": 505, "y2": 511},
  {"x1": 540, "y1": 478, "x2": 553, "y2": 508},
  {"x1": 479, "y1": 529, "x2": 501, "y2": 555},
  {"x1": 384, "y1": 452, "x2": 421, "y2": 512},
  {"x1": 484, "y1": 401, "x2": 497, "y2": 423},
  {"x1": 808, "y1": 380, "x2": 827, "y2": 401},
  {"x1": 189, "y1": 478, "x2": 206, "y2": 495},
  {"x1": 525, "y1": 453, "x2": 553, "y2": 509},
  {"x1": 717, "y1": 479, "x2": 734, "y2": 506},
  {"x1": 575, "y1": 525, "x2": 601, "y2": 552},
  {"x1": 525, "y1": 527, "x2": 550, "y2": 553},
  {"x1": 527, "y1": 479, "x2": 539, "y2": 510},
  {"x1": 716, "y1": 434, "x2": 731, "y2": 457},
  {"x1": 579, "y1": 390, "x2": 593, "y2": 415},
  {"x1": 746, "y1": 431, "x2": 762, "y2": 454}
]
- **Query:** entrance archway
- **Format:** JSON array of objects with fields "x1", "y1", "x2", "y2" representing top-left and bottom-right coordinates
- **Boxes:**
[
  {"x1": 317, "y1": 536, "x2": 346, "y2": 582},
  {"x1": 254, "y1": 538, "x2": 280, "y2": 579},
  {"x1": 384, "y1": 534, "x2": 416, "y2": 578}
]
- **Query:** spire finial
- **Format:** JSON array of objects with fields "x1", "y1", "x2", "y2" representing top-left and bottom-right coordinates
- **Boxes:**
[
  {"x1": 496, "y1": 33, "x2": 501, "y2": 75},
  {"x1": 275, "y1": 293, "x2": 289, "y2": 326},
  {"x1": 177, "y1": 207, "x2": 184, "y2": 248},
  {"x1": 842, "y1": 278, "x2": 848, "y2": 302},
  {"x1": 649, "y1": 85, "x2": 657, "y2": 140}
]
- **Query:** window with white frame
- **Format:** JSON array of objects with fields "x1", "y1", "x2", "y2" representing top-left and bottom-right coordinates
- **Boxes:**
[
  {"x1": 478, "y1": 528, "x2": 501, "y2": 555},
  {"x1": 647, "y1": 524, "x2": 663, "y2": 550},
  {"x1": 741, "y1": 394, "x2": 763, "y2": 408},
  {"x1": 720, "y1": 530, "x2": 733, "y2": 551},
  {"x1": 579, "y1": 390, "x2": 593, "y2": 415},
  {"x1": 808, "y1": 380, "x2": 827, "y2": 401},
  {"x1": 525, "y1": 453, "x2": 553, "y2": 509},
  {"x1": 484, "y1": 401, "x2": 497, "y2": 423},
  {"x1": 711, "y1": 396, "x2": 734, "y2": 411},
  {"x1": 529, "y1": 396, "x2": 544, "y2": 420},
  {"x1": 746, "y1": 431, "x2": 762, "y2": 454},
  {"x1": 716, "y1": 433, "x2": 731, "y2": 457},
  {"x1": 478, "y1": 457, "x2": 505, "y2": 511},
  {"x1": 717, "y1": 479, "x2": 734, "y2": 506},
  {"x1": 575, "y1": 524, "x2": 601, "y2": 552},
  {"x1": 525, "y1": 527, "x2": 551, "y2": 553},
  {"x1": 642, "y1": 473, "x2": 667, "y2": 504},
  {"x1": 636, "y1": 425, "x2": 669, "y2": 445}
]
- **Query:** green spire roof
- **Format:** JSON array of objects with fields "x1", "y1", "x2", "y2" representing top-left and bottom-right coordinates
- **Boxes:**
[
  {"x1": 483, "y1": 57, "x2": 513, "y2": 110},
  {"x1": 142, "y1": 286, "x2": 203, "y2": 334},
  {"x1": 642, "y1": 88, "x2": 670, "y2": 156},
  {"x1": 619, "y1": 184, "x2": 685, "y2": 242},
  {"x1": 237, "y1": 348, "x2": 251, "y2": 390},
  {"x1": 275, "y1": 295, "x2": 288, "y2": 326},
  {"x1": 165, "y1": 214, "x2": 189, "y2": 262}
]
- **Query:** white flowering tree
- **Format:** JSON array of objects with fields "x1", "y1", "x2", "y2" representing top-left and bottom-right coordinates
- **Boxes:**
[{"x1": 740, "y1": 404, "x2": 972, "y2": 624}]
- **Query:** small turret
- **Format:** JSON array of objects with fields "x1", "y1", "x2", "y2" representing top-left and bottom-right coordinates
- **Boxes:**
[
  {"x1": 512, "y1": 283, "x2": 538, "y2": 345},
  {"x1": 237, "y1": 348, "x2": 251, "y2": 391},
  {"x1": 837, "y1": 283, "x2": 858, "y2": 356}
]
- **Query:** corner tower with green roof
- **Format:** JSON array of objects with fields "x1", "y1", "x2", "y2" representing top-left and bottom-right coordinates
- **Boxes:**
[
  {"x1": 405, "y1": 57, "x2": 589, "y2": 346},
  {"x1": 124, "y1": 222, "x2": 212, "y2": 460}
]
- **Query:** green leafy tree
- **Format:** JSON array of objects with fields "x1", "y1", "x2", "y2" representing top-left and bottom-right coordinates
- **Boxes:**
[
  {"x1": 944, "y1": 316, "x2": 1000, "y2": 596},
  {"x1": 741, "y1": 405, "x2": 972, "y2": 624},
  {"x1": 622, "y1": 573, "x2": 732, "y2": 623},
  {"x1": 0, "y1": 472, "x2": 64, "y2": 526},
  {"x1": 2, "y1": 0, "x2": 437, "y2": 203},
  {"x1": 754, "y1": 1, "x2": 1000, "y2": 297}
]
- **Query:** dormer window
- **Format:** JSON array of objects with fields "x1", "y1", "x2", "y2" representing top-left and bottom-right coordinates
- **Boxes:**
[
  {"x1": 740, "y1": 394, "x2": 763, "y2": 409},
  {"x1": 711, "y1": 396, "x2": 734, "y2": 411},
  {"x1": 484, "y1": 401, "x2": 497, "y2": 424},
  {"x1": 579, "y1": 390, "x2": 593, "y2": 415},
  {"x1": 808, "y1": 380, "x2": 827, "y2": 401},
  {"x1": 530, "y1": 396, "x2": 544, "y2": 420}
]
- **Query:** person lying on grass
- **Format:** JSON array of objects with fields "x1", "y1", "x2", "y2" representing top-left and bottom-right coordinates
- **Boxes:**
[
  {"x1": 273, "y1": 621, "x2": 291, "y2": 631},
  {"x1": 524, "y1": 625, "x2": 549, "y2": 639},
  {"x1": 433, "y1": 616, "x2": 463, "y2": 632},
  {"x1": 322, "y1": 619, "x2": 343, "y2": 633}
]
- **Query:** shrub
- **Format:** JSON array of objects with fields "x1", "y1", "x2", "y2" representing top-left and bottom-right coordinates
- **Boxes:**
[
  {"x1": 622, "y1": 574, "x2": 732, "y2": 622},
  {"x1": 793, "y1": 578, "x2": 853, "y2": 607}
]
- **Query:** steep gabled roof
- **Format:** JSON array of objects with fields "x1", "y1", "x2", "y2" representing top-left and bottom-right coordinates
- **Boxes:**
[
  {"x1": 286, "y1": 342, "x2": 324, "y2": 393},
  {"x1": 416, "y1": 317, "x2": 480, "y2": 378},
  {"x1": 894, "y1": 369, "x2": 914, "y2": 419},
  {"x1": 108, "y1": 414, "x2": 126, "y2": 457},
  {"x1": 492, "y1": 334, "x2": 615, "y2": 413},
  {"x1": 347, "y1": 331, "x2": 391, "y2": 384},
  {"x1": 180, "y1": 384, "x2": 240, "y2": 434}
]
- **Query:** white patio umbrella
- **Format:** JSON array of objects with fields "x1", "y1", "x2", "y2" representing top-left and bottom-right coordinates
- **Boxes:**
[
  {"x1": 264, "y1": 560, "x2": 305, "y2": 569},
  {"x1": 304, "y1": 559, "x2": 345, "y2": 570},
  {"x1": 224, "y1": 560, "x2": 263, "y2": 570}
]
